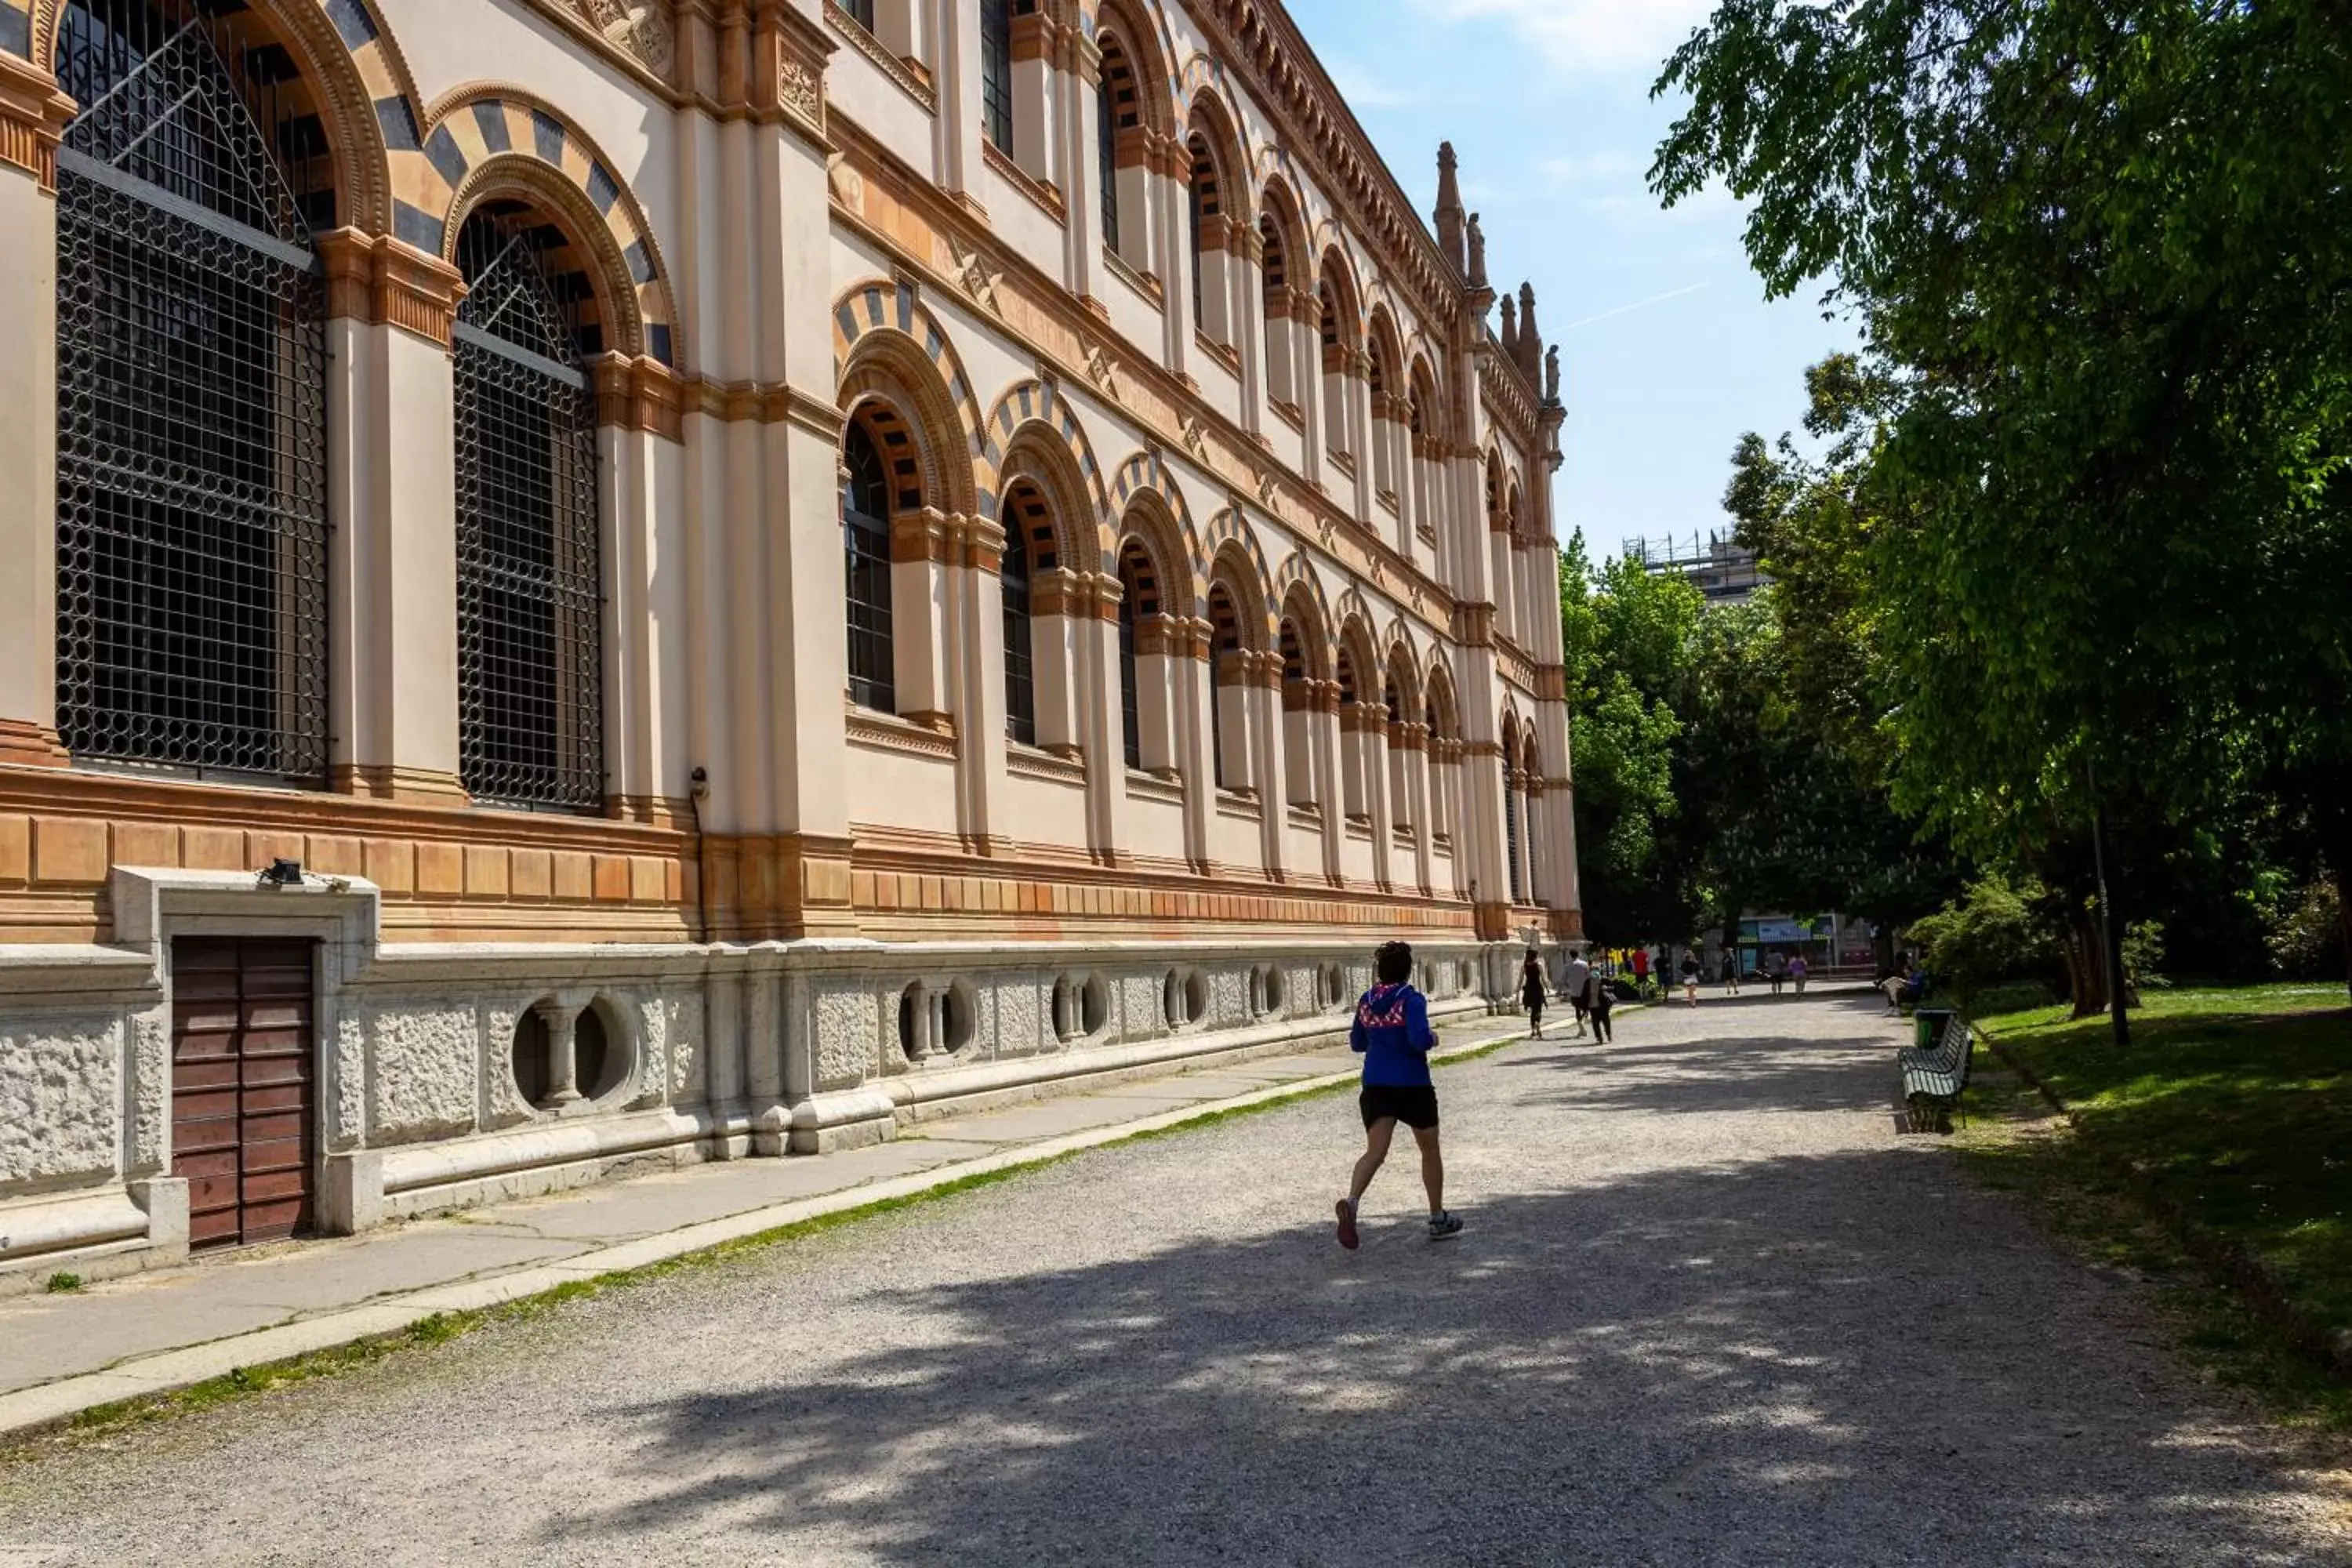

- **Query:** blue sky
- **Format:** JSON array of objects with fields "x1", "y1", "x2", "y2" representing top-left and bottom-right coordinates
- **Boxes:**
[{"x1": 1281, "y1": 0, "x2": 1849, "y2": 564}]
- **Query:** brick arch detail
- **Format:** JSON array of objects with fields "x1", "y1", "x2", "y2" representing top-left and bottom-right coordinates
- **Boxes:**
[
  {"x1": 834, "y1": 278, "x2": 986, "y2": 511},
  {"x1": 424, "y1": 88, "x2": 680, "y2": 365},
  {"x1": 981, "y1": 379, "x2": 1112, "y2": 573},
  {"x1": 1106, "y1": 448, "x2": 1203, "y2": 612}
]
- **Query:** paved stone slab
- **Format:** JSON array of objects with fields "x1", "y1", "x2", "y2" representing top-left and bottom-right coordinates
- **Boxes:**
[{"x1": 916, "y1": 1091, "x2": 1223, "y2": 1145}]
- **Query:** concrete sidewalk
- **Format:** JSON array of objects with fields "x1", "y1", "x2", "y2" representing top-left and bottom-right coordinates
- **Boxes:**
[{"x1": 0, "y1": 1012, "x2": 1534, "y2": 1439}]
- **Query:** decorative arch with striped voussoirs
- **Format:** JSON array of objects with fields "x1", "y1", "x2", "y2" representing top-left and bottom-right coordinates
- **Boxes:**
[
  {"x1": 1270, "y1": 552, "x2": 1334, "y2": 669},
  {"x1": 1106, "y1": 448, "x2": 1203, "y2": 615},
  {"x1": 980, "y1": 379, "x2": 1113, "y2": 573},
  {"x1": 1199, "y1": 509, "x2": 1277, "y2": 646},
  {"x1": 413, "y1": 89, "x2": 679, "y2": 367},
  {"x1": 834, "y1": 278, "x2": 988, "y2": 512}
]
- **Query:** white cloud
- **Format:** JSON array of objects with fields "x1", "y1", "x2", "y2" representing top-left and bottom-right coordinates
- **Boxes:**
[
  {"x1": 1323, "y1": 59, "x2": 1414, "y2": 109},
  {"x1": 1412, "y1": 0, "x2": 1717, "y2": 75}
]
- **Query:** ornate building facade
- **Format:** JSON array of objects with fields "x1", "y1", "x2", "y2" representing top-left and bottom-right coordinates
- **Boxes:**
[{"x1": 0, "y1": 0, "x2": 1577, "y2": 1274}]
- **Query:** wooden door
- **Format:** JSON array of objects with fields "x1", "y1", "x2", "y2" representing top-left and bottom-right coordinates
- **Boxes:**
[{"x1": 171, "y1": 937, "x2": 318, "y2": 1248}]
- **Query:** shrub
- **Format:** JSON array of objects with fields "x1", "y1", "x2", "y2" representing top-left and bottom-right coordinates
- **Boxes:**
[
  {"x1": 2123, "y1": 919, "x2": 2169, "y2": 991},
  {"x1": 1905, "y1": 875, "x2": 2065, "y2": 1007},
  {"x1": 2271, "y1": 878, "x2": 2345, "y2": 981}
]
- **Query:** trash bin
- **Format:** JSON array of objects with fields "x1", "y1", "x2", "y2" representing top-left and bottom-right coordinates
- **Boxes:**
[{"x1": 1915, "y1": 1007, "x2": 1956, "y2": 1051}]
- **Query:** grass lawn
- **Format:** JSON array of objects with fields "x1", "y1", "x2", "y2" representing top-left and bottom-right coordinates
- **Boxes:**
[{"x1": 1965, "y1": 984, "x2": 2352, "y2": 1425}]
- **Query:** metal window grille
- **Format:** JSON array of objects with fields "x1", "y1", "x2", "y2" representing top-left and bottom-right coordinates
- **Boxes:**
[
  {"x1": 453, "y1": 209, "x2": 604, "y2": 812},
  {"x1": 1189, "y1": 142, "x2": 1209, "y2": 331},
  {"x1": 1001, "y1": 524, "x2": 1036, "y2": 746},
  {"x1": 1097, "y1": 69, "x2": 1120, "y2": 252},
  {"x1": 1117, "y1": 590, "x2": 1142, "y2": 770},
  {"x1": 1505, "y1": 781, "x2": 1524, "y2": 903},
  {"x1": 843, "y1": 423, "x2": 897, "y2": 713},
  {"x1": 979, "y1": 0, "x2": 1013, "y2": 152},
  {"x1": 53, "y1": 0, "x2": 331, "y2": 783}
]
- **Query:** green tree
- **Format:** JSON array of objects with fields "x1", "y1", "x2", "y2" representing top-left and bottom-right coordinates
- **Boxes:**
[{"x1": 1653, "y1": 0, "x2": 2352, "y2": 1004}]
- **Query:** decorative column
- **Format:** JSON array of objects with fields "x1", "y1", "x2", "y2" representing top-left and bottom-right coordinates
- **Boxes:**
[
  {"x1": 1177, "y1": 615, "x2": 1214, "y2": 869},
  {"x1": 1401, "y1": 719, "x2": 1434, "y2": 895},
  {"x1": 1211, "y1": 648, "x2": 1253, "y2": 792},
  {"x1": 593, "y1": 355, "x2": 692, "y2": 821},
  {"x1": 887, "y1": 506, "x2": 957, "y2": 729},
  {"x1": 1317, "y1": 681, "x2": 1355, "y2": 888},
  {"x1": 959, "y1": 512, "x2": 1011, "y2": 854},
  {"x1": 1155, "y1": 133, "x2": 1192, "y2": 377},
  {"x1": 1234, "y1": 217, "x2": 1266, "y2": 434},
  {"x1": 1248, "y1": 648, "x2": 1284, "y2": 876},
  {"x1": 1007, "y1": 7, "x2": 1058, "y2": 183},
  {"x1": 933, "y1": 0, "x2": 987, "y2": 210},
  {"x1": 1061, "y1": 28, "x2": 1102, "y2": 307},
  {"x1": 1080, "y1": 572, "x2": 1130, "y2": 861},
  {"x1": 1293, "y1": 288, "x2": 1323, "y2": 485},
  {"x1": 315, "y1": 231, "x2": 470, "y2": 802},
  {"x1": 0, "y1": 57, "x2": 76, "y2": 768},
  {"x1": 1347, "y1": 349, "x2": 1377, "y2": 522}
]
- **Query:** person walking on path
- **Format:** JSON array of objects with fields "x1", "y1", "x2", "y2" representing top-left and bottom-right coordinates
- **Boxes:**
[
  {"x1": 1721, "y1": 952, "x2": 1741, "y2": 995},
  {"x1": 1680, "y1": 950, "x2": 1701, "y2": 1007},
  {"x1": 1632, "y1": 946, "x2": 1651, "y2": 998},
  {"x1": 1334, "y1": 941, "x2": 1463, "y2": 1249},
  {"x1": 1564, "y1": 948, "x2": 1592, "y2": 1036},
  {"x1": 1767, "y1": 950, "x2": 1788, "y2": 997},
  {"x1": 1789, "y1": 953, "x2": 1809, "y2": 996},
  {"x1": 1585, "y1": 966, "x2": 1616, "y2": 1043},
  {"x1": 1520, "y1": 949, "x2": 1548, "y2": 1040}
]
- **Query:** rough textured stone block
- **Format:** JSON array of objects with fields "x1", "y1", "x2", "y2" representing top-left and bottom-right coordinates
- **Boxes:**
[
  {"x1": 369, "y1": 1006, "x2": 481, "y2": 1142},
  {"x1": 0, "y1": 1016, "x2": 121, "y2": 1188}
]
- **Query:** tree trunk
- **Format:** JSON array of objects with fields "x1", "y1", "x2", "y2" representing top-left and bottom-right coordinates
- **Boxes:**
[
  {"x1": 2062, "y1": 902, "x2": 2113, "y2": 1019},
  {"x1": 2337, "y1": 864, "x2": 2352, "y2": 1007}
]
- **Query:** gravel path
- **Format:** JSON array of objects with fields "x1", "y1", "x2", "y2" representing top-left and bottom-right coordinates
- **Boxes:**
[{"x1": 4, "y1": 993, "x2": 2347, "y2": 1566}]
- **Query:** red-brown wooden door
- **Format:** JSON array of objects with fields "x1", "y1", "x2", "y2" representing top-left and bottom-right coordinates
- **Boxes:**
[{"x1": 171, "y1": 938, "x2": 318, "y2": 1248}]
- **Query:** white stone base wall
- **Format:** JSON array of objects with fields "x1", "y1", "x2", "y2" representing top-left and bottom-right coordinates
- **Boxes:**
[{"x1": 0, "y1": 869, "x2": 1544, "y2": 1287}]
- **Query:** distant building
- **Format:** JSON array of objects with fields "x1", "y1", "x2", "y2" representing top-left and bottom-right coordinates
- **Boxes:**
[{"x1": 1628, "y1": 531, "x2": 1764, "y2": 606}]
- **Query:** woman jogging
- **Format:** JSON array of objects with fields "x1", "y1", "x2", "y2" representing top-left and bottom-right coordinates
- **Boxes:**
[
  {"x1": 1334, "y1": 941, "x2": 1463, "y2": 1249},
  {"x1": 1520, "y1": 949, "x2": 1548, "y2": 1039}
]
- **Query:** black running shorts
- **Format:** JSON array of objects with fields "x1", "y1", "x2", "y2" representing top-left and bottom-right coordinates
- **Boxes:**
[{"x1": 1360, "y1": 1083, "x2": 1439, "y2": 1131}]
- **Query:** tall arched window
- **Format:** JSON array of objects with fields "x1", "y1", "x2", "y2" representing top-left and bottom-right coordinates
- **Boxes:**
[
  {"x1": 53, "y1": 0, "x2": 332, "y2": 782},
  {"x1": 979, "y1": 0, "x2": 1013, "y2": 152},
  {"x1": 1260, "y1": 212, "x2": 1294, "y2": 405},
  {"x1": 1207, "y1": 582, "x2": 1241, "y2": 787},
  {"x1": 452, "y1": 205, "x2": 605, "y2": 811},
  {"x1": 1504, "y1": 748, "x2": 1525, "y2": 906},
  {"x1": 1189, "y1": 135, "x2": 1215, "y2": 332},
  {"x1": 1096, "y1": 52, "x2": 1122, "y2": 251},
  {"x1": 1279, "y1": 619, "x2": 1314, "y2": 806},
  {"x1": 1116, "y1": 540, "x2": 1153, "y2": 770},
  {"x1": 842, "y1": 418, "x2": 897, "y2": 713},
  {"x1": 1000, "y1": 482, "x2": 1051, "y2": 746}
]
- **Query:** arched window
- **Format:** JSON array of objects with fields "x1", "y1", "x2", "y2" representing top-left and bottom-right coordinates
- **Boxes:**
[
  {"x1": 53, "y1": 0, "x2": 333, "y2": 782},
  {"x1": 1207, "y1": 582, "x2": 1242, "y2": 788},
  {"x1": 979, "y1": 0, "x2": 1013, "y2": 152},
  {"x1": 1279, "y1": 618, "x2": 1314, "y2": 807},
  {"x1": 842, "y1": 418, "x2": 897, "y2": 713},
  {"x1": 1260, "y1": 212, "x2": 1294, "y2": 406},
  {"x1": 1000, "y1": 481, "x2": 1053, "y2": 746},
  {"x1": 1096, "y1": 47, "x2": 1123, "y2": 251},
  {"x1": 452, "y1": 205, "x2": 605, "y2": 811},
  {"x1": 1116, "y1": 540, "x2": 1154, "y2": 770},
  {"x1": 1505, "y1": 746, "x2": 1524, "y2": 906},
  {"x1": 1189, "y1": 133, "x2": 1219, "y2": 334}
]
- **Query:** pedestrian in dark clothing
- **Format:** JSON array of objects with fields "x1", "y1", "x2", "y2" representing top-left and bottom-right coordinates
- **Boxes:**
[
  {"x1": 1586, "y1": 970, "x2": 1615, "y2": 1043},
  {"x1": 1721, "y1": 953, "x2": 1740, "y2": 994},
  {"x1": 1520, "y1": 949, "x2": 1548, "y2": 1039},
  {"x1": 1564, "y1": 949, "x2": 1592, "y2": 1036}
]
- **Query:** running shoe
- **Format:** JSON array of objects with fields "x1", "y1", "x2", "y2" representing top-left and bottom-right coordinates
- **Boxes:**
[
  {"x1": 1428, "y1": 1211, "x2": 1464, "y2": 1241},
  {"x1": 1334, "y1": 1198, "x2": 1360, "y2": 1250}
]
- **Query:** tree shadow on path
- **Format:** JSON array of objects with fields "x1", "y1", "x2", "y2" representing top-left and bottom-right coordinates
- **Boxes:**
[{"x1": 557, "y1": 1147, "x2": 2346, "y2": 1567}]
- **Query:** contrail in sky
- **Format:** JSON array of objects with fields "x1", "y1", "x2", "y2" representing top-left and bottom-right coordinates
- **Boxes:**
[{"x1": 1559, "y1": 281, "x2": 1710, "y2": 333}]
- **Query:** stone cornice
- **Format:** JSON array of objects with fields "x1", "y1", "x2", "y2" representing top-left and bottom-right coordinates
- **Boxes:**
[
  {"x1": 316, "y1": 230, "x2": 466, "y2": 347},
  {"x1": 1186, "y1": 0, "x2": 1459, "y2": 327}
]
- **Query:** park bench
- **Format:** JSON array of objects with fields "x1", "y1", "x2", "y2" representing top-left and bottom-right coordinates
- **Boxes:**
[{"x1": 1899, "y1": 1010, "x2": 1973, "y2": 1133}]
